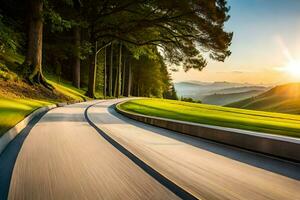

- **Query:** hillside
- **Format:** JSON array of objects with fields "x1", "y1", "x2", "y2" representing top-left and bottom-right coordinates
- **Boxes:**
[
  {"x1": 0, "y1": 51, "x2": 89, "y2": 136},
  {"x1": 174, "y1": 81, "x2": 268, "y2": 103},
  {"x1": 213, "y1": 86, "x2": 268, "y2": 94},
  {"x1": 202, "y1": 90, "x2": 264, "y2": 105},
  {"x1": 227, "y1": 83, "x2": 300, "y2": 114}
]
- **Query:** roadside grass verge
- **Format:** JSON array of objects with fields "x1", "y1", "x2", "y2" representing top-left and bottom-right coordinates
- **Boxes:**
[
  {"x1": 118, "y1": 98, "x2": 300, "y2": 138},
  {"x1": 0, "y1": 97, "x2": 50, "y2": 137},
  {"x1": 0, "y1": 52, "x2": 90, "y2": 137}
]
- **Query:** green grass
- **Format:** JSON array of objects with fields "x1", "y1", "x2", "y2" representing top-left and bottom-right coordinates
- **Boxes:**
[
  {"x1": 46, "y1": 74, "x2": 89, "y2": 101},
  {"x1": 0, "y1": 97, "x2": 50, "y2": 136},
  {"x1": 118, "y1": 98, "x2": 300, "y2": 138},
  {"x1": 0, "y1": 52, "x2": 91, "y2": 137}
]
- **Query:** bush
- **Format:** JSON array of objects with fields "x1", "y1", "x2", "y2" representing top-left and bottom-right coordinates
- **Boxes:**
[
  {"x1": 0, "y1": 63, "x2": 19, "y2": 81},
  {"x1": 181, "y1": 97, "x2": 202, "y2": 103},
  {"x1": 0, "y1": 15, "x2": 23, "y2": 53}
]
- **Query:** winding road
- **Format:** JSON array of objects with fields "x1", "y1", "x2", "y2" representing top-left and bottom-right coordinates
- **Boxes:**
[{"x1": 1, "y1": 99, "x2": 299, "y2": 200}]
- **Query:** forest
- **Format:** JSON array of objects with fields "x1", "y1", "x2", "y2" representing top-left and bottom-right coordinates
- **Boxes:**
[{"x1": 0, "y1": 0, "x2": 232, "y2": 99}]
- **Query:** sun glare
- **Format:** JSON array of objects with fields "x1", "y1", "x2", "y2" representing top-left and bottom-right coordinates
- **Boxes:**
[
  {"x1": 284, "y1": 60, "x2": 300, "y2": 77},
  {"x1": 276, "y1": 59, "x2": 300, "y2": 79}
]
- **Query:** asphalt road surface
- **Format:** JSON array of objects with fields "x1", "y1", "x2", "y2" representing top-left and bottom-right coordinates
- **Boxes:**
[{"x1": 3, "y1": 99, "x2": 300, "y2": 200}]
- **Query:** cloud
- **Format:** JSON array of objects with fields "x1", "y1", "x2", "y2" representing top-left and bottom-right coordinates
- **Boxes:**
[
  {"x1": 216, "y1": 70, "x2": 249, "y2": 74},
  {"x1": 232, "y1": 70, "x2": 245, "y2": 74}
]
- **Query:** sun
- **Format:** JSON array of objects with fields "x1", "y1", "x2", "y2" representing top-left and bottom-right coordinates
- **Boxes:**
[
  {"x1": 283, "y1": 60, "x2": 300, "y2": 77},
  {"x1": 279, "y1": 60, "x2": 300, "y2": 78}
]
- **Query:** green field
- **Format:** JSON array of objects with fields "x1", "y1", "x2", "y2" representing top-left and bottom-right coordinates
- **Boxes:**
[
  {"x1": 118, "y1": 98, "x2": 300, "y2": 138},
  {"x1": 0, "y1": 97, "x2": 50, "y2": 136}
]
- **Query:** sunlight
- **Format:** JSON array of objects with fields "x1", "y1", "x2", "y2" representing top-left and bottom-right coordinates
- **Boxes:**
[{"x1": 284, "y1": 60, "x2": 300, "y2": 77}]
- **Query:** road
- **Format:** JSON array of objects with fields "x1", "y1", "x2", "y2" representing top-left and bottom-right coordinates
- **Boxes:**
[{"x1": 3, "y1": 99, "x2": 300, "y2": 199}]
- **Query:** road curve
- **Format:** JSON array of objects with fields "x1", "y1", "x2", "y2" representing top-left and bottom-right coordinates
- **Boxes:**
[
  {"x1": 87, "y1": 99, "x2": 300, "y2": 200},
  {"x1": 5, "y1": 99, "x2": 300, "y2": 200},
  {"x1": 7, "y1": 101, "x2": 178, "y2": 200}
]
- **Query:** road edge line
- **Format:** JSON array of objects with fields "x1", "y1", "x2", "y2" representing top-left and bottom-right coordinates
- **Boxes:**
[{"x1": 85, "y1": 102, "x2": 198, "y2": 200}]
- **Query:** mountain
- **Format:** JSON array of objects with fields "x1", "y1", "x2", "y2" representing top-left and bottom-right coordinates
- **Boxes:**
[
  {"x1": 202, "y1": 90, "x2": 264, "y2": 105},
  {"x1": 227, "y1": 83, "x2": 300, "y2": 114},
  {"x1": 174, "y1": 81, "x2": 269, "y2": 102},
  {"x1": 212, "y1": 86, "x2": 268, "y2": 94}
]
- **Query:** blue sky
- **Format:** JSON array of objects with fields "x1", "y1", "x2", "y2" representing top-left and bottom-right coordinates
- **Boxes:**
[{"x1": 172, "y1": 0, "x2": 300, "y2": 84}]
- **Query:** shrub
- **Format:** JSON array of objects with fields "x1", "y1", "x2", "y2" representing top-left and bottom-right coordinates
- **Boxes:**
[{"x1": 181, "y1": 97, "x2": 202, "y2": 103}]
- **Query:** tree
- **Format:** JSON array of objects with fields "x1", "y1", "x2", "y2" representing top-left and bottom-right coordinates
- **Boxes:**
[
  {"x1": 72, "y1": 25, "x2": 81, "y2": 88},
  {"x1": 108, "y1": 43, "x2": 113, "y2": 96},
  {"x1": 93, "y1": 0, "x2": 232, "y2": 70},
  {"x1": 1, "y1": 0, "x2": 232, "y2": 99},
  {"x1": 12, "y1": 0, "x2": 78, "y2": 89},
  {"x1": 23, "y1": 0, "x2": 47, "y2": 87},
  {"x1": 164, "y1": 84, "x2": 178, "y2": 100},
  {"x1": 79, "y1": 0, "x2": 232, "y2": 97}
]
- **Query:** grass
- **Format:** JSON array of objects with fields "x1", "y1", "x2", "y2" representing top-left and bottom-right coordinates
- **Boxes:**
[
  {"x1": 0, "y1": 77, "x2": 89, "y2": 136},
  {"x1": 118, "y1": 98, "x2": 300, "y2": 138},
  {"x1": 0, "y1": 97, "x2": 50, "y2": 136},
  {"x1": 0, "y1": 49, "x2": 94, "y2": 137},
  {"x1": 46, "y1": 75, "x2": 89, "y2": 101}
]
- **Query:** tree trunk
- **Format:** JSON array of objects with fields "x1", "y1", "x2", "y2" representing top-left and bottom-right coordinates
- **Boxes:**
[
  {"x1": 117, "y1": 43, "x2": 122, "y2": 98},
  {"x1": 114, "y1": 43, "x2": 121, "y2": 97},
  {"x1": 113, "y1": 70, "x2": 118, "y2": 97},
  {"x1": 126, "y1": 61, "x2": 132, "y2": 97},
  {"x1": 72, "y1": 26, "x2": 81, "y2": 88},
  {"x1": 87, "y1": 42, "x2": 97, "y2": 98},
  {"x1": 103, "y1": 46, "x2": 107, "y2": 98},
  {"x1": 113, "y1": 59, "x2": 118, "y2": 97},
  {"x1": 108, "y1": 44, "x2": 113, "y2": 97},
  {"x1": 121, "y1": 57, "x2": 126, "y2": 96},
  {"x1": 23, "y1": 0, "x2": 50, "y2": 88}
]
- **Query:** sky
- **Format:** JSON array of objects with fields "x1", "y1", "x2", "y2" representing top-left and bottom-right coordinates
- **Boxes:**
[{"x1": 171, "y1": 0, "x2": 300, "y2": 84}]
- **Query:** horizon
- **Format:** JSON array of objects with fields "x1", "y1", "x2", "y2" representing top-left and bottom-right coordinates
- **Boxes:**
[
  {"x1": 171, "y1": 0, "x2": 300, "y2": 85},
  {"x1": 173, "y1": 80, "x2": 276, "y2": 86}
]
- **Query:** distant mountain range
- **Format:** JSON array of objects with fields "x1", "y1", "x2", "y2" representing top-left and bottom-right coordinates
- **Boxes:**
[
  {"x1": 227, "y1": 83, "x2": 300, "y2": 114},
  {"x1": 202, "y1": 90, "x2": 264, "y2": 105},
  {"x1": 174, "y1": 81, "x2": 270, "y2": 105}
]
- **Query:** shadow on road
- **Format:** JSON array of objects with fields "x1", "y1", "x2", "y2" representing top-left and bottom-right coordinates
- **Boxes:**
[
  {"x1": 0, "y1": 112, "x2": 45, "y2": 200},
  {"x1": 108, "y1": 105, "x2": 300, "y2": 181}
]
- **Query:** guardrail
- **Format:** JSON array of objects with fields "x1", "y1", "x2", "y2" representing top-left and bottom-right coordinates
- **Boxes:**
[{"x1": 116, "y1": 103, "x2": 300, "y2": 162}]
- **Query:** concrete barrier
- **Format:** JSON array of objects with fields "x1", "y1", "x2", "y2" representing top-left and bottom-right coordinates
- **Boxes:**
[
  {"x1": 0, "y1": 99, "x2": 86, "y2": 155},
  {"x1": 0, "y1": 105, "x2": 56, "y2": 154},
  {"x1": 116, "y1": 103, "x2": 300, "y2": 162}
]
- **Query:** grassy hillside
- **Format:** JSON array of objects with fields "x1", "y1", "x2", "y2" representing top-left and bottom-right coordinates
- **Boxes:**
[
  {"x1": 118, "y1": 98, "x2": 300, "y2": 138},
  {"x1": 227, "y1": 83, "x2": 300, "y2": 114},
  {"x1": 202, "y1": 90, "x2": 264, "y2": 105},
  {"x1": 0, "y1": 51, "x2": 90, "y2": 136}
]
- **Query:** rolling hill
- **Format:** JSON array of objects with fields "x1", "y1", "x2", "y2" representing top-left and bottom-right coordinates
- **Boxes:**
[
  {"x1": 227, "y1": 83, "x2": 300, "y2": 114},
  {"x1": 202, "y1": 90, "x2": 264, "y2": 105},
  {"x1": 174, "y1": 81, "x2": 269, "y2": 104}
]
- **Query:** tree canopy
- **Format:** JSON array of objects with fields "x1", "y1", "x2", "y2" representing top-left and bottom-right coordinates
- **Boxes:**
[{"x1": 0, "y1": 0, "x2": 232, "y2": 98}]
